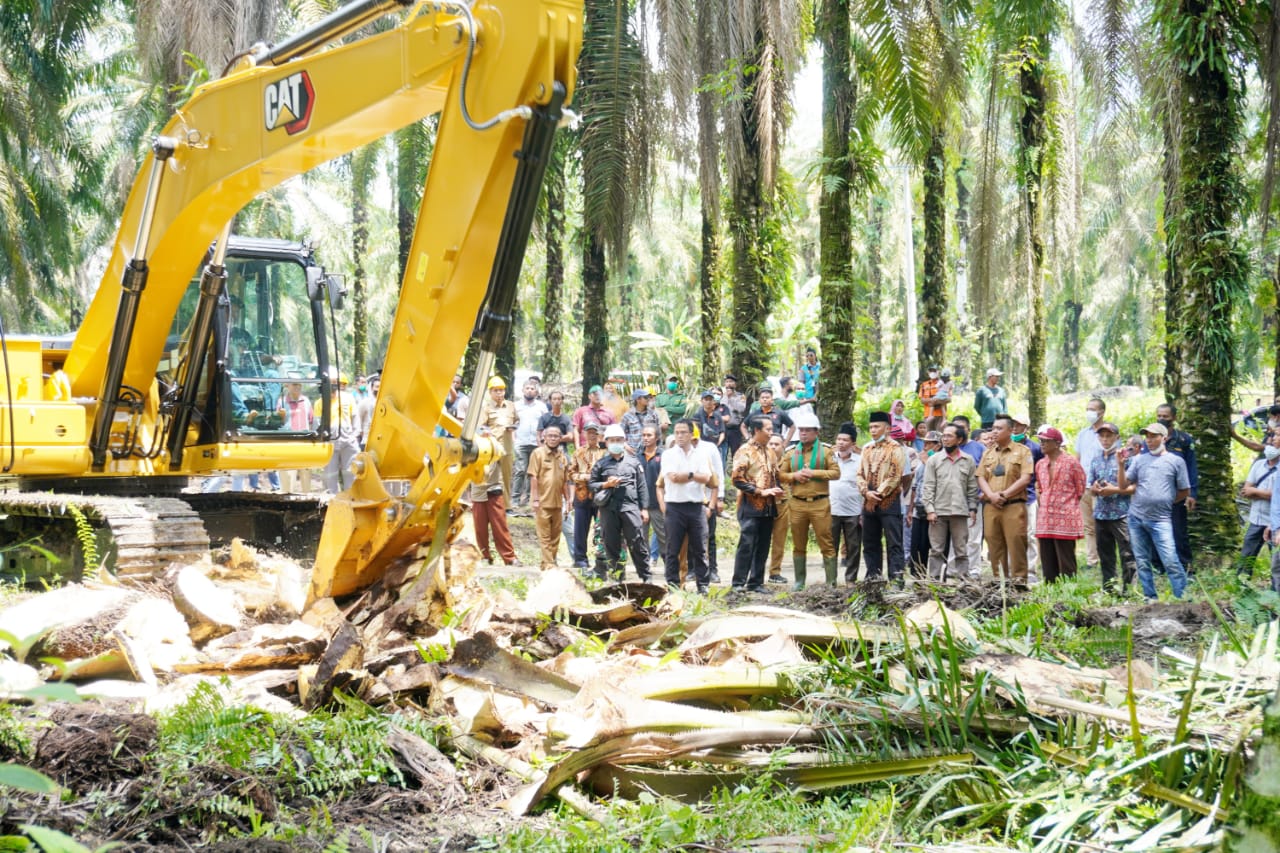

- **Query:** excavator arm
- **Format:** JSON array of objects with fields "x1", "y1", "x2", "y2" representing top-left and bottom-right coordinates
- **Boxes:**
[
  {"x1": 65, "y1": 0, "x2": 579, "y2": 476},
  {"x1": 47, "y1": 0, "x2": 580, "y2": 594}
]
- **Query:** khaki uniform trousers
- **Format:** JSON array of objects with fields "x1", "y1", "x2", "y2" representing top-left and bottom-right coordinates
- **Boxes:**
[
  {"x1": 534, "y1": 505, "x2": 564, "y2": 569},
  {"x1": 789, "y1": 496, "x2": 835, "y2": 558},
  {"x1": 1080, "y1": 489, "x2": 1098, "y2": 566},
  {"x1": 769, "y1": 498, "x2": 791, "y2": 573},
  {"x1": 984, "y1": 501, "x2": 1029, "y2": 583}
]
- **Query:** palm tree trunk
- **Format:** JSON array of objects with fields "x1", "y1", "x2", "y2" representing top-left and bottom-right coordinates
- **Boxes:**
[
  {"x1": 697, "y1": 1, "x2": 722, "y2": 388},
  {"x1": 816, "y1": 0, "x2": 856, "y2": 432},
  {"x1": 543, "y1": 142, "x2": 566, "y2": 381},
  {"x1": 582, "y1": 233, "x2": 609, "y2": 404},
  {"x1": 350, "y1": 147, "x2": 379, "y2": 376},
  {"x1": 920, "y1": 127, "x2": 947, "y2": 376},
  {"x1": 867, "y1": 199, "x2": 885, "y2": 384},
  {"x1": 1019, "y1": 43, "x2": 1049, "y2": 429},
  {"x1": 955, "y1": 158, "x2": 971, "y2": 326},
  {"x1": 1165, "y1": 0, "x2": 1251, "y2": 558},
  {"x1": 728, "y1": 32, "x2": 770, "y2": 391},
  {"x1": 395, "y1": 119, "x2": 434, "y2": 281},
  {"x1": 1162, "y1": 112, "x2": 1185, "y2": 404}
]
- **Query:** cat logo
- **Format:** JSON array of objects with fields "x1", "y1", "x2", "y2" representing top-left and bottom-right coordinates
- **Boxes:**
[{"x1": 264, "y1": 70, "x2": 315, "y2": 135}]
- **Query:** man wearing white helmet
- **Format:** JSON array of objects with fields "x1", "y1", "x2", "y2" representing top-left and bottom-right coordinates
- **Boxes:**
[
  {"x1": 589, "y1": 424, "x2": 651, "y2": 581},
  {"x1": 778, "y1": 408, "x2": 839, "y2": 589}
]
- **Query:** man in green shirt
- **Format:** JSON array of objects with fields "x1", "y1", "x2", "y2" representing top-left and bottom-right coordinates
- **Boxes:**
[
  {"x1": 974, "y1": 367, "x2": 1007, "y2": 429},
  {"x1": 655, "y1": 374, "x2": 689, "y2": 427}
]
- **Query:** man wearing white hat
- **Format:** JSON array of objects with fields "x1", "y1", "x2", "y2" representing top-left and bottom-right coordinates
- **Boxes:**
[
  {"x1": 589, "y1": 424, "x2": 651, "y2": 581},
  {"x1": 778, "y1": 409, "x2": 840, "y2": 589}
]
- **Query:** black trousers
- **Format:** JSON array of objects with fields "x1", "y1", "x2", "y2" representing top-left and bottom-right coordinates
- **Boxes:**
[
  {"x1": 665, "y1": 502, "x2": 708, "y2": 587},
  {"x1": 707, "y1": 507, "x2": 719, "y2": 573},
  {"x1": 908, "y1": 509, "x2": 931, "y2": 577},
  {"x1": 1096, "y1": 517, "x2": 1135, "y2": 589},
  {"x1": 1172, "y1": 501, "x2": 1192, "y2": 570},
  {"x1": 832, "y1": 514, "x2": 862, "y2": 582},
  {"x1": 862, "y1": 507, "x2": 905, "y2": 580},
  {"x1": 596, "y1": 504, "x2": 650, "y2": 581},
  {"x1": 572, "y1": 498, "x2": 597, "y2": 566},
  {"x1": 732, "y1": 513, "x2": 775, "y2": 590}
]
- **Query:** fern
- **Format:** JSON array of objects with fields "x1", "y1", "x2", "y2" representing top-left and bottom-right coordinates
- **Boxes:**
[{"x1": 65, "y1": 504, "x2": 100, "y2": 580}]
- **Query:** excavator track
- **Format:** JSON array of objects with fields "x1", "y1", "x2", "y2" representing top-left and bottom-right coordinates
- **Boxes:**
[{"x1": 0, "y1": 491, "x2": 210, "y2": 581}]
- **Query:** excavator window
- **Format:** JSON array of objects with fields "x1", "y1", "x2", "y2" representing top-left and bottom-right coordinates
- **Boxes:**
[{"x1": 170, "y1": 250, "x2": 330, "y2": 444}]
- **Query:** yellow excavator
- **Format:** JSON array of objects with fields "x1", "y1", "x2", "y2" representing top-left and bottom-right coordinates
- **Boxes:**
[{"x1": 0, "y1": 0, "x2": 582, "y2": 601}]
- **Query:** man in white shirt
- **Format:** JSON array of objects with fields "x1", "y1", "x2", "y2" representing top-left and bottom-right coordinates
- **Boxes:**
[
  {"x1": 512, "y1": 380, "x2": 549, "y2": 511},
  {"x1": 656, "y1": 418, "x2": 717, "y2": 593},
  {"x1": 830, "y1": 421, "x2": 864, "y2": 583}
]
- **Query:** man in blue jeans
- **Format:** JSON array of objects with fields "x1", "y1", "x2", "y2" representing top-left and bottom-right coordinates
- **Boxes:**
[{"x1": 1116, "y1": 422, "x2": 1190, "y2": 602}]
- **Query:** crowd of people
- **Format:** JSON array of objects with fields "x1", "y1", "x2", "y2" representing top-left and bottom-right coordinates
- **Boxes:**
[{"x1": 451, "y1": 358, "x2": 1280, "y2": 600}]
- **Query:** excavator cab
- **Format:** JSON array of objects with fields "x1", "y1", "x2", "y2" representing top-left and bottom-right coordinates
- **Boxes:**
[{"x1": 166, "y1": 237, "x2": 340, "y2": 474}]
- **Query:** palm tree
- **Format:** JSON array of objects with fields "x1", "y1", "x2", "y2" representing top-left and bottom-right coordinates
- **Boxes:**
[
  {"x1": 134, "y1": 0, "x2": 278, "y2": 101},
  {"x1": 1155, "y1": 0, "x2": 1253, "y2": 557},
  {"x1": 816, "y1": 0, "x2": 857, "y2": 431},
  {"x1": 541, "y1": 136, "x2": 570, "y2": 381},
  {"x1": 578, "y1": 0, "x2": 651, "y2": 401},
  {"x1": 859, "y1": 0, "x2": 970, "y2": 383},
  {"x1": 725, "y1": 0, "x2": 803, "y2": 390},
  {"x1": 0, "y1": 0, "x2": 109, "y2": 327},
  {"x1": 350, "y1": 142, "x2": 382, "y2": 376}
]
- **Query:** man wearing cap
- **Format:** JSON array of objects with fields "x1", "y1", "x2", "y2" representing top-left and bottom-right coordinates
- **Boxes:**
[
  {"x1": 1088, "y1": 421, "x2": 1137, "y2": 593},
  {"x1": 322, "y1": 372, "x2": 361, "y2": 493},
  {"x1": 778, "y1": 409, "x2": 840, "y2": 589},
  {"x1": 569, "y1": 422, "x2": 607, "y2": 570},
  {"x1": 1116, "y1": 422, "x2": 1190, "y2": 601},
  {"x1": 621, "y1": 389, "x2": 662, "y2": 454},
  {"x1": 858, "y1": 411, "x2": 909, "y2": 584},
  {"x1": 830, "y1": 422, "x2": 864, "y2": 582},
  {"x1": 922, "y1": 423, "x2": 978, "y2": 580},
  {"x1": 906, "y1": 431, "x2": 943, "y2": 576},
  {"x1": 528, "y1": 424, "x2": 571, "y2": 569},
  {"x1": 976, "y1": 415, "x2": 1035, "y2": 586},
  {"x1": 731, "y1": 415, "x2": 785, "y2": 592},
  {"x1": 720, "y1": 375, "x2": 748, "y2": 458},
  {"x1": 590, "y1": 425, "x2": 651, "y2": 581},
  {"x1": 1074, "y1": 398, "x2": 1108, "y2": 573},
  {"x1": 694, "y1": 390, "x2": 729, "y2": 461},
  {"x1": 572, "y1": 385, "x2": 616, "y2": 450},
  {"x1": 512, "y1": 380, "x2": 549, "y2": 511},
  {"x1": 655, "y1": 375, "x2": 690, "y2": 428},
  {"x1": 658, "y1": 418, "x2": 718, "y2": 592},
  {"x1": 974, "y1": 369, "x2": 1007, "y2": 430},
  {"x1": 746, "y1": 386, "x2": 795, "y2": 445},
  {"x1": 1033, "y1": 426, "x2": 1086, "y2": 583},
  {"x1": 477, "y1": 376, "x2": 518, "y2": 500}
]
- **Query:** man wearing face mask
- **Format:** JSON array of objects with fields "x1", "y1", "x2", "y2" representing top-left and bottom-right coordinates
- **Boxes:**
[
  {"x1": 1155, "y1": 403, "x2": 1198, "y2": 574},
  {"x1": 589, "y1": 425, "x2": 651, "y2": 581},
  {"x1": 1238, "y1": 430, "x2": 1280, "y2": 578},
  {"x1": 1074, "y1": 397, "x2": 1107, "y2": 573},
  {"x1": 1116, "y1": 422, "x2": 1190, "y2": 601},
  {"x1": 655, "y1": 375, "x2": 690, "y2": 429}
]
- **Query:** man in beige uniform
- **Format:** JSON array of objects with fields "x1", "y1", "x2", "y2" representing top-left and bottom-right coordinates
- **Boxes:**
[
  {"x1": 976, "y1": 415, "x2": 1035, "y2": 585},
  {"x1": 766, "y1": 433, "x2": 792, "y2": 584},
  {"x1": 479, "y1": 376, "x2": 517, "y2": 500},
  {"x1": 528, "y1": 424, "x2": 571, "y2": 569},
  {"x1": 778, "y1": 409, "x2": 840, "y2": 589}
]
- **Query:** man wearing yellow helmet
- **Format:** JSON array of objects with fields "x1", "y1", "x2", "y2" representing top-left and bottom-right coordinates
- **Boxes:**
[{"x1": 480, "y1": 376, "x2": 517, "y2": 500}]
